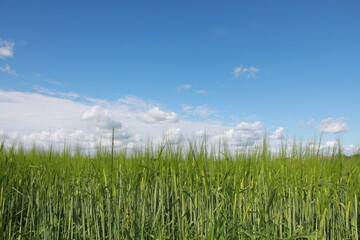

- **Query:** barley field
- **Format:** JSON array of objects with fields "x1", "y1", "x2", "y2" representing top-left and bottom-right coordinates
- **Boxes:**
[{"x1": 0, "y1": 140, "x2": 359, "y2": 239}]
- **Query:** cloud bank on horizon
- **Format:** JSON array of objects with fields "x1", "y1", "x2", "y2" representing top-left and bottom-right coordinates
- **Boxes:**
[{"x1": 0, "y1": 88, "x2": 354, "y2": 154}]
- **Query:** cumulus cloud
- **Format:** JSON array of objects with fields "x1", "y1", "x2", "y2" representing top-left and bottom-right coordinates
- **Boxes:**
[
  {"x1": 69, "y1": 130, "x2": 94, "y2": 143},
  {"x1": 318, "y1": 140, "x2": 357, "y2": 156},
  {"x1": 195, "y1": 129, "x2": 210, "y2": 138},
  {"x1": 137, "y1": 107, "x2": 179, "y2": 124},
  {"x1": 163, "y1": 127, "x2": 183, "y2": 144},
  {"x1": 0, "y1": 40, "x2": 14, "y2": 58},
  {"x1": 318, "y1": 118, "x2": 348, "y2": 133},
  {"x1": 269, "y1": 127, "x2": 284, "y2": 140},
  {"x1": 215, "y1": 121, "x2": 264, "y2": 147},
  {"x1": 21, "y1": 128, "x2": 67, "y2": 146},
  {"x1": 232, "y1": 65, "x2": 259, "y2": 78},
  {"x1": 82, "y1": 105, "x2": 122, "y2": 131},
  {"x1": 0, "y1": 65, "x2": 17, "y2": 76},
  {"x1": 181, "y1": 104, "x2": 217, "y2": 117}
]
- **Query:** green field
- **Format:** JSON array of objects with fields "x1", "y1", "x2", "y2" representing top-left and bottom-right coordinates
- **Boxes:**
[{"x1": 0, "y1": 140, "x2": 359, "y2": 239}]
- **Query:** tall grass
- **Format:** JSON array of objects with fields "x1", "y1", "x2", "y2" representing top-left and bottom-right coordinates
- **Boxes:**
[{"x1": 0, "y1": 139, "x2": 359, "y2": 239}]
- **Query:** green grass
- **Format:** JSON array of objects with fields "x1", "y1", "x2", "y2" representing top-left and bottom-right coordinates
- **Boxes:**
[{"x1": 0, "y1": 140, "x2": 359, "y2": 239}]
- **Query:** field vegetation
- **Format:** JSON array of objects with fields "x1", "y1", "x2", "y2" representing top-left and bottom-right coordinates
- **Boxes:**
[{"x1": 0, "y1": 138, "x2": 359, "y2": 239}]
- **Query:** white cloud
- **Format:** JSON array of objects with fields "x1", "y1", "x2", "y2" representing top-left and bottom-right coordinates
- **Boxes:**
[
  {"x1": 69, "y1": 130, "x2": 93, "y2": 143},
  {"x1": 269, "y1": 127, "x2": 284, "y2": 140},
  {"x1": 16, "y1": 127, "x2": 136, "y2": 151},
  {"x1": 195, "y1": 129, "x2": 207, "y2": 138},
  {"x1": 137, "y1": 107, "x2": 179, "y2": 124},
  {"x1": 0, "y1": 40, "x2": 14, "y2": 58},
  {"x1": 5, "y1": 89, "x2": 353, "y2": 155},
  {"x1": 0, "y1": 129, "x2": 8, "y2": 140},
  {"x1": 0, "y1": 90, "x2": 139, "y2": 150},
  {"x1": 177, "y1": 84, "x2": 192, "y2": 92},
  {"x1": 181, "y1": 104, "x2": 217, "y2": 117},
  {"x1": 0, "y1": 89, "x2": 88, "y2": 134},
  {"x1": 318, "y1": 118, "x2": 348, "y2": 133},
  {"x1": 318, "y1": 141, "x2": 358, "y2": 156},
  {"x1": 162, "y1": 127, "x2": 184, "y2": 144},
  {"x1": 232, "y1": 65, "x2": 259, "y2": 79},
  {"x1": 343, "y1": 144, "x2": 356, "y2": 155},
  {"x1": 0, "y1": 65, "x2": 17, "y2": 76},
  {"x1": 0, "y1": 89, "x2": 231, "y2": 152},
  {"x1": 21, "y1": 128, "x2": 67, "y2": 146},
  {"x1": 322, "y1": 140, "x2": 338, "y2": 149},
  {"x1": 214, "y1": 121, "x2": 264, "y2": 147},
  {"x1": 82, "y1": 105, "x2": 122, "y2": 131}
]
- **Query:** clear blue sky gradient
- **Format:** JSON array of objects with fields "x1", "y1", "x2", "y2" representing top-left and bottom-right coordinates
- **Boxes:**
[{"x1": 1, "y1": 0, "x2": 360, "y2": 146}]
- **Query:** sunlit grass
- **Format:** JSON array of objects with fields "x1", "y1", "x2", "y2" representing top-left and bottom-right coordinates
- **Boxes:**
[{"x1": 0, "y1": 139, "x2": 359, "y2": 239}]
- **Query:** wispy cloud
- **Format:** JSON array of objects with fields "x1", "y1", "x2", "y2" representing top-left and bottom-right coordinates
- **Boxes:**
[
  {"x1": 43, "y1": 79, "x2": 64, "y2": 86},
  {"x1": 177, "y1": 84, "x2": 192, "y2": 92},
  {"x1": 300, "y1": 119, "x2": 315, "y2": 127},
  {"x1": 0, "y1": 65, "x2": 17, "y2": 76},
  {"x1": 33, "y1": 86, "x2": 80, "y2": 99},
  {"x1": 232, "y1": 65, "x2": 259, "y2": 79},
  {"x1": 117, "y1": 95, "x2": 152, "y2": 109},
  {"x1": 34, "y1": 73, "x2": 65, "y2": 86},
  {"x1": 0, "y1": 40, "x2": 15, "y2": 58},
  {"x1": 196, "y1": 89, "x2": 209, "y2": 94},
  {"x1": 181, "y1": 104, "x2": 217, "y2": 117},
  {"x1": 301, "y1": 117, "x2": 349, "y2": 134}
]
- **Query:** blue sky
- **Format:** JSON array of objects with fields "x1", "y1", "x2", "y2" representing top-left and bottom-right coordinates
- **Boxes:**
[{"x1": 1, "y1": 0, "x2": 359, "y2": 152}]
